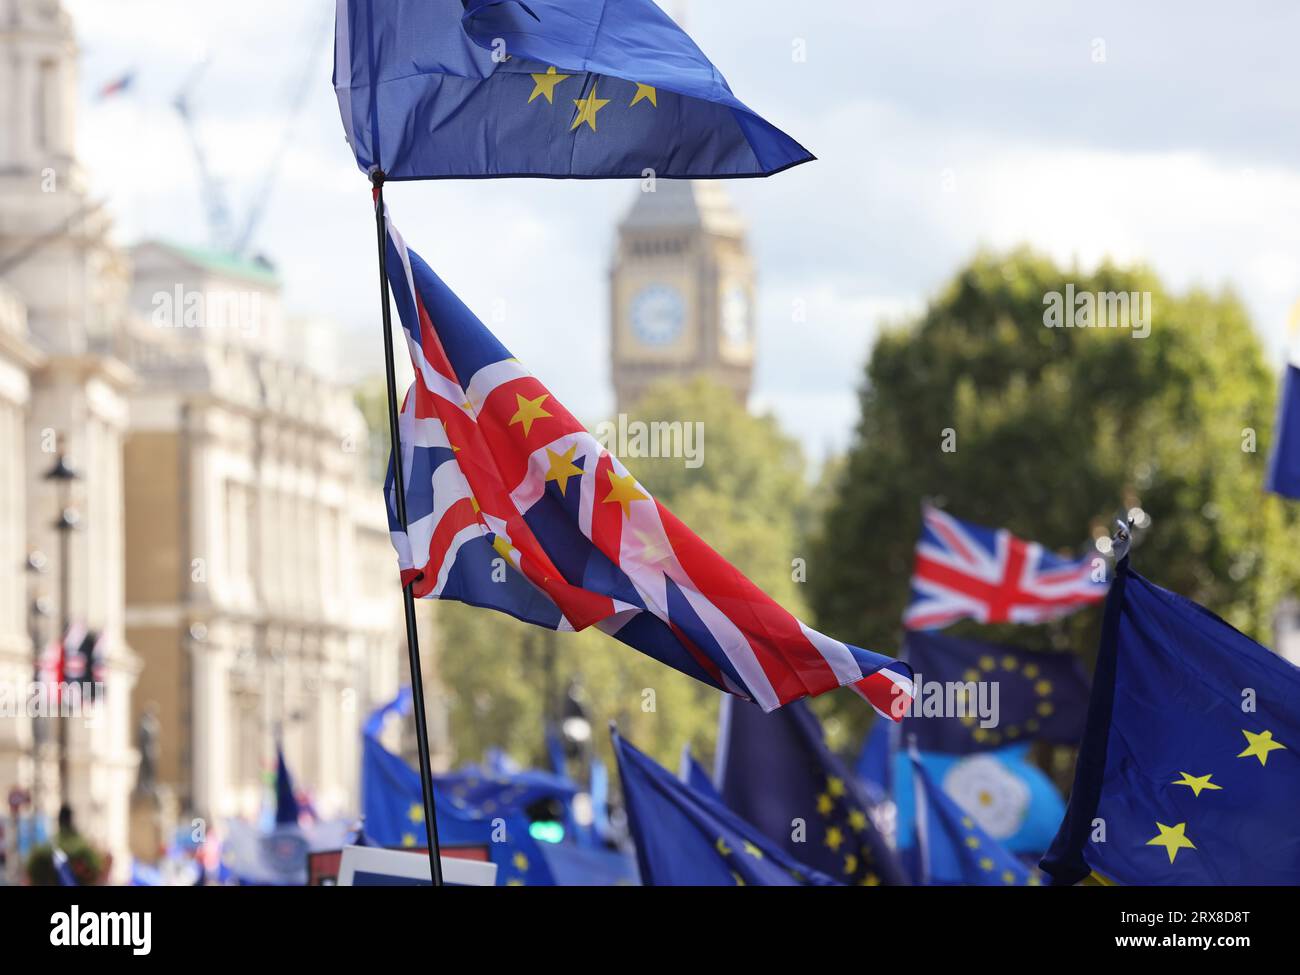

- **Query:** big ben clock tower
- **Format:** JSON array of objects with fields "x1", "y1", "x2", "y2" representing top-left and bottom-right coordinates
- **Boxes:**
[{"x1": 609, "y1": 180, "x2": 756, "y2": 412}]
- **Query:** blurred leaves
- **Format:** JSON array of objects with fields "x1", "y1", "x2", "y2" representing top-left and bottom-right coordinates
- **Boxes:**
[{"x1": 808, "y1": 247, "x2": 1300, "y2": 747}]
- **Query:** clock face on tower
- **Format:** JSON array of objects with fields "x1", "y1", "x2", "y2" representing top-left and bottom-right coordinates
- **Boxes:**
[{"x1": 629, "y1": 284, "x2": 686, "y2": 347}]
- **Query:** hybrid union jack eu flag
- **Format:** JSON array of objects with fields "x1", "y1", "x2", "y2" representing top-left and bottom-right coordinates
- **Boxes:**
[
  {"x1": 379, "y1": 208, "x2": 911, "y2": 717},
  {"x1": 904, "y1": 505, "x2": 1107, "y2": 631}
]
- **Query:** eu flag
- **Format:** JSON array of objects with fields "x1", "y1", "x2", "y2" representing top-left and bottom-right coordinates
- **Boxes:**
[
  {"x1": 1266, "y1": 344, "x2": 1300, "y2": 498},
  {"x1": 333, "y1": 0, "x2": 812, "y2": 179},
  {"x1": 716, "y1": 698, "x2": 907, "y2": 885},
  {"x1": 909, "y1": 751, "x2": 1041, "y2": 886},
  {"x1": 1042, "y1": 558, "x2": 1300, "y2": 884},
  {"x1": 360, "y1": 690, "x2": 555, "y2": 885},
  {"x1": 613, "y1": 729, "x2": 838, "y2": 886},
  {"x1": 903, "y1": 631, "x2": 1089, "y2": 753}
]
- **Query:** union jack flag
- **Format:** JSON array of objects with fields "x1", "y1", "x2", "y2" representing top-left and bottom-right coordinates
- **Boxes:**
[
  {"x1": 379, "y1": 206, "x2": 912, "y2": 718},
  {"x1": 903, "y1": 506, "x2": 1107, "y2": 630}
]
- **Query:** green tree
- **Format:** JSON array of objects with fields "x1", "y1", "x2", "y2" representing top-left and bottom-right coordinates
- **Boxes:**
[
  {"x1": 809, "y1": 248, "x2": 1298, "y2": 742},
  {"x1": 436, "y1": 377, "x2": 814, "y2": 771}
]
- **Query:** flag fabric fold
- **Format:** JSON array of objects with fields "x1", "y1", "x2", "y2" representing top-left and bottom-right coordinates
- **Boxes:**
[
  {"x1": 333, "y1": 0, "x2": 813, "y2": 179},
  {"x1": 904, "y1": 505, "x2": 1108, "y2": 630},
  {"x1": 378, "y1": 207, "x2": 911, "y2": 716},
  {"x1": 613, "y1": 729, "x2": 838, "y2": 886},
  {"x1": 716, "y1": 696, "x2": 908, "y2": 885},
  {"x1": 1042, "y1": 558, "x2": 1300, "y2": 885}
]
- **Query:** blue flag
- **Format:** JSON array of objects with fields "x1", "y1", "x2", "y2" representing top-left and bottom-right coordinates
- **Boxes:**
[
  {"x1": 717, "y1": 697, "x2": 907, "y2": 885},
  {"x1": 909, "y1": 750, "x2": 1041, "y2": 886},
  {"x1": 902, "y1": 631, "x2": 1090, "y2": 753},
  {"x1": 333, "y1": 0, "x2": 812, "y2": 179},
  {"x1": 1266, "y1": 356, "x2": 1300, "y2": 499},
  {"x1": 274, "y1": 746, "x2": 300, "y2": 826},
  {"x1": 887, "y1": 741, "x2": 1066, "y2": 857},
  {"x1": 613, "y1": 729, "x2": 839, "y2": 886},
  {"x1": 1042, "y1": 558, "x2": 1300, "y2": 885}
]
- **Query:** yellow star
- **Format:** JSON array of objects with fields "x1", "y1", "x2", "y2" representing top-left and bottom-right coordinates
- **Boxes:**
[
  {"x1": 731, "y1": 872, "x2": 745, "y2": 886},
  {"x1": 401, "y1": 833, "x2": 416, "y2": 848},
  {"x1": 408, "y1": 803, "x2": 424, "y2": 823},
  {"x1": 509, "y1": 392, "x2": 552, "y2": 437},
  {"x1": 847, "y1": 809, "x2": 867, "y2": 832},
  {"x1": 571, "y1": 83, "x2": 610, "y2": 131},
  {"x1": 824, "y1": 826, "x2": 844, "y2": 851},
  {"x1": 965, "y1": 835, "x2": 980, "y2": 849},
  {"x1": 1147, "y1": 821, "x2": 1195, "y2": 864},
  {"x1": 1034, "y1": 679, "x2": 1053, "y2": 696},
  {"x1": 715, "y1": 837, "x2": 732, "y2": 857},
  {"x1": 1026, "y1": 873, "x2": 1043, "y2": 886},
  {"x1": 1001, "y1": 869, "x2": 1016, "y2": 884},
  {"x1": 861, "y1": 872, "x2": 880, "y2": 887},
  {"x1": 506, "y1": 878, "x2": 525, "y2": 886},
  {"x1": 512, "y1": 852, "x2": 529, "y2": 872},
  {"x1": 815, "y1": 793, "x2": 834, "y2": 816},
  {"x1": 602, "y1": 470, "x2": 648, "y2": 518},
  {"x1": 630, "y1": 82, "x2": 657, "y2": 107},
  {"x1": 978, "y1": 856, "x2": 994, "y2": 871},
  {"x1": 1237, "y1": 729, "x2": 1287, "y2": 767},
  {"x1": 543, "y1": 444, "x2": 583, "y2": 495},
  {"x1": 741, "y1": 840, "x2": 763, "y2": 859},
  {"x1": 1171, "y1": 772, "x2": 1222, "y2": 797},
  {"x1": 843, "y1": 853, "x2": 858, "y2": 875},
  {"x1": 826, "y1": 776, "x2": 845, "y2": 797},
  {"x1": 528, "y1": 66, "x2": 571, "y2": 104}
]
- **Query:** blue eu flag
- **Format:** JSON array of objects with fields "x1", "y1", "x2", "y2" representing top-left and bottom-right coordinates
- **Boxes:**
[
  {"x1": 360, "y1": 690, "x2": 554, "y2": 885},
  {"x1": 903, "y1": 631, "x2": 1090, "y2": 753},
  {"x1": 1042, "y1": 558, "x2": 1300, "y2": 884},
  {"x1": 715, "y1": 698, "x2": 907, "y2": 885},
  {"x1": 613, "y1": 729, "x2": 838, "y2": 886},
  {"x1": 909, "y1": 750, "x2": 1041, "y2": 886},
  {"x1": 1266, "y1": 355, "x2": 1300, "y2": 499},
  {"x1": 333, "y1": 0, "x2": 812, "y2": 179}
]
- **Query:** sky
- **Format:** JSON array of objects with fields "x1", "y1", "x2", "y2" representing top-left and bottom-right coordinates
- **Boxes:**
[{"x1": 67, "y1": 0, "x2": 1300, "y2": 457}]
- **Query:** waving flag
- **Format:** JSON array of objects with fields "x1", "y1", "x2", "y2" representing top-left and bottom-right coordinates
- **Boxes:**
[
  {"x1": 1042, "y1": 558, "x2": 1300, "y2": 885},
  {"x1": 716, "y1": 697, "x2": 908, "y2": 885},
  {"x1": 901, "y1": 631, "x2": 1090, "y2": 752},
  {"x1": 614, "y1": 729, "x2": 838, "y2": 886},
  {"x1": 909, "y1": 750, "x2": 1041, "y2": 886},
  {"x1": 380, "y1": 208, "x2": 911, "y2": 716},
  {"x1": 1265, "y1": 304, "x2": 1300, "y2": 498},
  {"x1": 904, "y1": 505, "x2": 1107, "y2": 630},
  {"x1": 333, "y1": 0, "x2": 812, "y2": 179}
]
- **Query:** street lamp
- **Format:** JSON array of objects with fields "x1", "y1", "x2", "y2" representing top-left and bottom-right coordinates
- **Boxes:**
[
  {"x1": 24, "y1": 551, "x2": 52, "y2": 811},
  {"x1": 43, "y1": 448, "x2": 80, "y2": 820}
]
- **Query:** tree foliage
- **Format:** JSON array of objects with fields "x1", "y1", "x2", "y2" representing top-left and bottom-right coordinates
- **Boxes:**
[{"x1": 808, "y1": 248, "x2": 1298, "y2": 744}]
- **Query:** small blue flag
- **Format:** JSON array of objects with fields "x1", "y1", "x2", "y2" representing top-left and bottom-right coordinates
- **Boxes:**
[
  {"x1": 333, "y1": 0, "x2": 812, "y2": 179},
  {"x1": 909, "y1": 749, "x2": 1041, "y2": 886},
  {"x1": 613, "y1": 728, "x2": 839, "y2": 886},
  {"x1": 1266, "y1": 353, "x2": 1300, "y2": 499},
  {"x1": 717, "y1": 697, "x2": 907, "y2": 885},
  {"x1": 274, "y1": 746, "x2": 300, "y2": 826},
  {"x1": 51, "y1": 847, "x2": 79, "y2": 887},
  {"x1": 1042, "y1": 558, "x2": 1300, "y2": 884},
  {"x1": 902, "y1": 631, "x2": 1090, "y2": 753}
]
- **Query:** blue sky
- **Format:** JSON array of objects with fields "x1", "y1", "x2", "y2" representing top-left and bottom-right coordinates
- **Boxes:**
[{"x1": 69, "y1": 1, "x2": 1300, "y2": 455}]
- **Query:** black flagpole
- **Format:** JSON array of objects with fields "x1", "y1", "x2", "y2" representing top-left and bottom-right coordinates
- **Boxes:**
[{"x1": 371, "y1": 170, "x2": 444, "y2": 886}]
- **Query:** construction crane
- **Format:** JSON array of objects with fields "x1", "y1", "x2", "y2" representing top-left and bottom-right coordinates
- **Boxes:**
[{"x1": 170, "y1": 9, "x2": 330, "y2": 257}]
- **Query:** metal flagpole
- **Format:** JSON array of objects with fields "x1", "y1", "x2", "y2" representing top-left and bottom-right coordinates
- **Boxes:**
[{"x1": 371, "y1": 170, "x2": 444, "y2": 887}]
